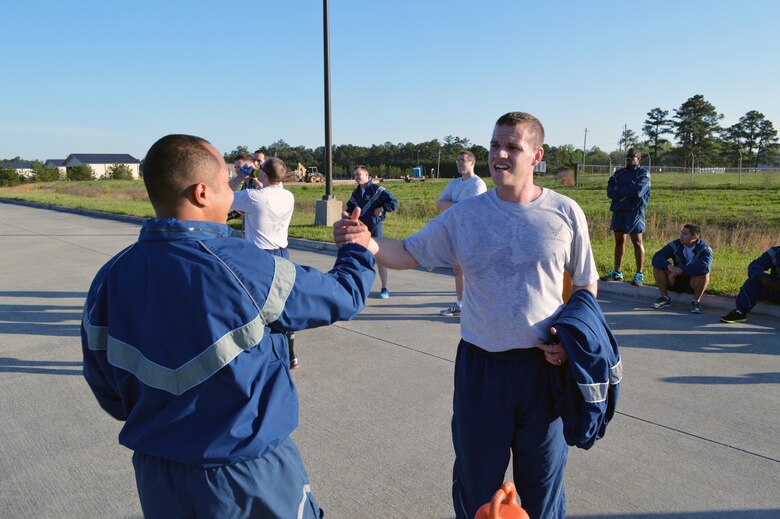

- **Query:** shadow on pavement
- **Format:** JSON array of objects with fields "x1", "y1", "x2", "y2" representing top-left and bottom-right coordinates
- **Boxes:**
[
  {"x1": 569, "y1": 511, "x2": 780, "y2": 518},
  {"x1": 661, "y1": 372, "x2": 780, "y2": 384},
  {"x1": 0, "y1": 357, "x2": 82, "y2": 376}
]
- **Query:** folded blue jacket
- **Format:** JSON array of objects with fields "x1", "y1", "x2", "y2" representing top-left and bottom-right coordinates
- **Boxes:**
[{"x1": 550, "y1": 289, "x2": 622, "y2": 449}]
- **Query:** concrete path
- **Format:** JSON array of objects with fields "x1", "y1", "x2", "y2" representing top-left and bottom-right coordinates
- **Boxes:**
[{"x1": 1, "y1": 201, "x2": 778, "y2": 518}]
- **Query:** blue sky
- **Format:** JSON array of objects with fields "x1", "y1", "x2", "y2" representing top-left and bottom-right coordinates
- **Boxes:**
[{"x1": 3, "y1": 0, "x2": 779, "y2": 161}]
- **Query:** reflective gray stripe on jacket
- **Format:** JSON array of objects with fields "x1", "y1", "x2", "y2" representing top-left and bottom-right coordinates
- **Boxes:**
[{"x1": 83, "y1": 256, "x2": 296, "y2": 396}]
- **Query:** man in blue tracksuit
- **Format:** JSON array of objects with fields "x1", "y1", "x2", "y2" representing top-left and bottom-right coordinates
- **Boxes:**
[
  {"x1": 81, "y1": 134, "x2": 376, "y2": 518},
  {"x1": 601, "y1": 147, "x2": 651, "y2": 286},
  {"x1": 720, "y1": 245, "x2": 780, "y2": 323},
  {"x1": 651, "y1": 223, "x2": 713, "y2": 314},
  {"x1": 346, "y1": 165, "x2": 398, "y2": 298}
]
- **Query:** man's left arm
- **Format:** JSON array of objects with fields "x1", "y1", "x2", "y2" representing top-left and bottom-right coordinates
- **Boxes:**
[
  {"x1": 381, "y1": 189, "x2": 399, "y2": 213},
  {"x1": 682, "y1": 244, "x2": 713, "y2": 276}
]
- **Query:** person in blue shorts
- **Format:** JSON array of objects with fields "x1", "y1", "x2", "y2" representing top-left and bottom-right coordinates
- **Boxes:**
[
  {"x1": 601, "y1": 147, "x2": 650, "y2": 286},
  {"x1": 82, "y1": 134, "x2": 376, "y2": 519}
]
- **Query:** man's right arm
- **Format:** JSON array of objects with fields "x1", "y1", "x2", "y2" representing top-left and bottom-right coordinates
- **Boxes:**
[
  {"x1": 437, "y1": 199, "x2": 455, "y2": 212},
  {"x1": 371, "y1": 237, "x2": 419, "y2": 270},
  {"x1": 747, "y1": 249, "x2": 773, "y2": 278},
  {"x1": 651, "y1": 242, "x2": 675, "y2": 270}
]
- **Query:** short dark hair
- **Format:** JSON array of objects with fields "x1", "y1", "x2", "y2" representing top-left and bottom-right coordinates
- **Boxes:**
[
  {"x1": 236, "y1": 153, "x2": 254, "y2": 163},
  {"x1": 254, "y1": 149, "x2": 265, "y2": 156},
  {"x1": 458, "y1": 150, "x2": 476, "y2": 162},
  {"x1": 354, "y1": 165, "x2": 370, "y2": 174},
  {"x1": 495, "y1": 112, "x2": 545, "y2": 149},
  {"x1": 627, "y1": 147, "x2": 642, "y2": 159},
  {"x1": 261, "y1": 157, "x2": 287, "y2": 184},
  {"x1": 684, "y1": 223, "x2": 701, "y2": 237},
  {"x1": 143, "y1": 134, "x2": 221, "y2": 208}
]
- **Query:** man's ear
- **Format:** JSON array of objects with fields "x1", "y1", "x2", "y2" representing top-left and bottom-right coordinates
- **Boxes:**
[
  {"x1": 191, "y1": 182, "x2": 209, "y2": 207},
  {"x1": 534, "y1": 146, "x2": 545, "y2": 165}
]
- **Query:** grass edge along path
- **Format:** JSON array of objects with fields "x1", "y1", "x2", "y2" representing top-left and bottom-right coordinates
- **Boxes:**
[{"x1": 2, "y1": 173, "x2": 780, "y2": 298}]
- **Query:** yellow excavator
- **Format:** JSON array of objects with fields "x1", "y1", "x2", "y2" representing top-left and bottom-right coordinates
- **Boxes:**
[{"x1": 293, "y1": 163, "x2": 324, "y2": 183}]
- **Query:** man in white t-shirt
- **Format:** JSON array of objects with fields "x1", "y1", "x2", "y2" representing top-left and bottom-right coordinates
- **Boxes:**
[
  {"x1": 231, "y1": 157, "x2": 300, "y2": 368},
  {"x1": 436, "y1": 150, "x2": 487, "y2": 317},
  {"x1": 334, "y1": 112, "x2": 599, "y2": 519}
]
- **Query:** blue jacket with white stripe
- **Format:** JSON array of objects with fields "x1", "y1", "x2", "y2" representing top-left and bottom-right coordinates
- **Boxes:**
[
  {"x1": 82, "y1": 219, "x2": 376, "y2": 467},
  {"x1": 551, "y1": 289, "x2": 622, "y2": 450},
  {"x1": 651, "y1": 238, "x2": 713, "y2": 277},
  {"x1": 346, "y1": 181, "x2": 398, "y2": 232}
]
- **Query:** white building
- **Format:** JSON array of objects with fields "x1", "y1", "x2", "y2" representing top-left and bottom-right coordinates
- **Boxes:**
[{"x1": 62, "y1": 154, "x2": 141, "y2": 179}]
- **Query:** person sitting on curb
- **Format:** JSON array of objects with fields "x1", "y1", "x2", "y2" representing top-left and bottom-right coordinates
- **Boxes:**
[
  {"x1": 720, "y1": 245, "x2": 780, "y2": 323},
  {"x1": 651, "y1": 223, "x2": 712, "y2": 314}
]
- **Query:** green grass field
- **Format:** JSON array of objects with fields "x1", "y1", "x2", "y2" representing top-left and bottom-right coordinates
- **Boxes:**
[{"x1": 2, "y1": 172, "x2": 778, "y2": 297}]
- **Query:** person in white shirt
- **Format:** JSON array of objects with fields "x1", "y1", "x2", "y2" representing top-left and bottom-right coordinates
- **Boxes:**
[
  {"x1": 230, "y1": 157, "x2": 300, "y2": 368},
  {"x1": 436, "y1": 150, "x2": 487, "y2": 316}
]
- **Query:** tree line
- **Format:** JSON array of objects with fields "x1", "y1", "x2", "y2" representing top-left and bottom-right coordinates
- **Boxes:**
[
  {"x1": 0, "y1": 160, "x2": 135, "y2": 186},
  {"x1": 224, "y1": 94, "x2": 778, "y2": 176},
  {"x1": 4, "y1": 94, "x2": 777, "y2": 186}
]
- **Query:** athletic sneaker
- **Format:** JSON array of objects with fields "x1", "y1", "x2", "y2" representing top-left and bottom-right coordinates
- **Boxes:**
[
  {"x1": 631, "y1": 272, "x2": 644, "y2": 286},
  {"x1": 439, "y1": 303, "x2": 461, "y2": 317},
  {"x1": 690, "y1": 301, "x2": 701, "y2": 314},
  {"x1": 290, "y1": 356, "x2": 300, "y2": 370},
  {"x1": 379, "y1": 287, "x2": 390, "y2": 299},
  {"x1": 652, "y1": 295, "x2": 672, "y2": 309},
  {"x1": 720, "y1": 308, "x2": 747, "y2": 323},
  {"x1": 600, "y1": 270, "x2": 623, "y2": 282}
]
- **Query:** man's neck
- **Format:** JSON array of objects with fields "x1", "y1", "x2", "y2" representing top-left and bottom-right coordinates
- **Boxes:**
[
  {"x1": 460, "y1": 171, "x2": 475, "y2": 180},
  {"x1": 496, "y1": 182, "x2": 542, "y2": 204}
]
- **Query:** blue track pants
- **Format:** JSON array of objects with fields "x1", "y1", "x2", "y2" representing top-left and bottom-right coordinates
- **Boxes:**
[
  {"x1": 451, "y1": 340, "x2": 567, "y2": 519},
  {"x1": 132, "y1": 436, "x2": 322, "y2": 519}
]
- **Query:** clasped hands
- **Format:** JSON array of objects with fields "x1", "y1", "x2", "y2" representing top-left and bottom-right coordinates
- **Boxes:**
[{"x1": 333, "y1": 208, "x2": 376, "y2": 252}]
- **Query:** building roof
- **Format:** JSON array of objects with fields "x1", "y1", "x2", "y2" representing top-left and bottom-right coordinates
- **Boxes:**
[
  {"x1": 63, "y1": 154, "x2": 140, "y2": 166},
  {"x1": 44, "y1": 159, "x2": 66, "y2": 167},
  {"x1": 1, "y1": 161, "x2": 33, "y2": 169}
]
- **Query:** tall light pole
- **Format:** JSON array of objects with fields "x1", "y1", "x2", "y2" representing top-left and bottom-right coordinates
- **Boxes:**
[{"x1": 314, "y1": 0, "x2": 342, "y2": 226}]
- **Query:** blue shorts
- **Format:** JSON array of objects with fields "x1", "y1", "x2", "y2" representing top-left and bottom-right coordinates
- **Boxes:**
[
  {"x1": 370, "y1": 224, "x2": 383, "y2": 238},
  {"x1": 610, "y1": 210, "x2": 645, "y2": 234},
  {"x1": 132, "y1": 436, "x2": 322, "y2": 519}
]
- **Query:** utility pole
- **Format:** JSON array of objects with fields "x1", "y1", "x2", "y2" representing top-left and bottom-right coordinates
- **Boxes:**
[
  {"x1": 581, "y1": 128, "x2": 588, "y2": 173},
  {"x1": 314, "y1": 0, "x2": 342, "y2": 226}
]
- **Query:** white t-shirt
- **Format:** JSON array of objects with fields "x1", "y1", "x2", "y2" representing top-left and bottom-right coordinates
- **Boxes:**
[
  {"x1": 437, "y1": 175, "x2": 487, "y2": 204},
  {"x1": 232, "y1": 185, "x2": 294, "y2": 250},
  {"x1": 404, "y1": 188, "x2": 598, "y2": 352}
]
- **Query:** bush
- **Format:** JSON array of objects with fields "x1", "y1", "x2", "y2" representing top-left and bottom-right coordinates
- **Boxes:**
[
  {"x1": 67, "y1": 164, "x2": 95, "y2": 181},
  {"x1": 106, "y1": 163, "x2": 134, "y2": 180},
  {"x1": 0, "y1": 166, "x2": 21, "y2": 186}
]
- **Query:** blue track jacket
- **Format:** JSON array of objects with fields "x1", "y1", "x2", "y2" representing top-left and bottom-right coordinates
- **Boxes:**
[
  {"x1": 607, "y1": 165, "x2": 650, "y2": 212},
  {"x1": 346, "y1": 181, "x2": 398, "y2": 232},
  {"x1": 82, "y1": 219, "x2": 376, "y2": 467},
  {"x1": 651, "y1": 238, "x2": 713, "y2": 276},
  {"x1": 551, "y1": 290, "x2": 622, "y2": 450}
]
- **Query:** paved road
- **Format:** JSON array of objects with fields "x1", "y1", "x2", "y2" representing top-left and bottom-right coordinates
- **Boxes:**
[{"x1": 1, "y1": 202, "x2": 778, "y2": 518}]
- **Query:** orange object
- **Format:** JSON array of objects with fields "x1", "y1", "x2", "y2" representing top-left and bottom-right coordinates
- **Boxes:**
[
  {"x1": 562, "y1": 271, "x2": 573, "y2": 305},
  {"x1": 474, "y1": 482, "x2": 530, "y2": 519}
]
